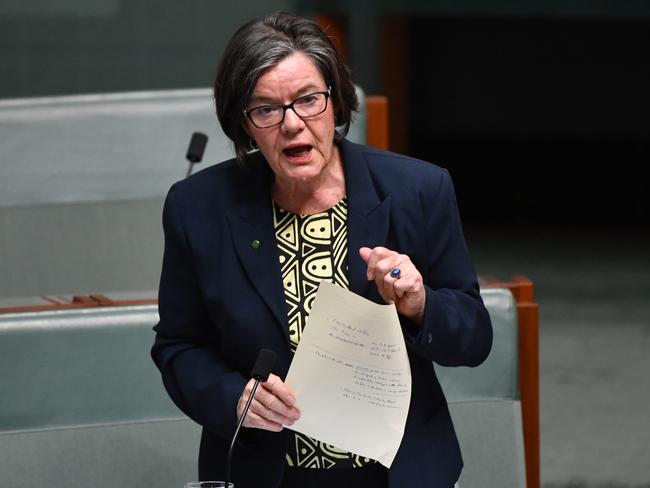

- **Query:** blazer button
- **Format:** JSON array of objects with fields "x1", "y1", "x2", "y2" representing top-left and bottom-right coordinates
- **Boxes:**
[{"x1": 427, "y1": 333, "x2": 433, "y2": 344}]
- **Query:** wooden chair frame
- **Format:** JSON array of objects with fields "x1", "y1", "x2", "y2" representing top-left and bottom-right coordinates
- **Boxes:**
[{"x1": 482, "y1": 275, "x2": 540, "y2": 488}]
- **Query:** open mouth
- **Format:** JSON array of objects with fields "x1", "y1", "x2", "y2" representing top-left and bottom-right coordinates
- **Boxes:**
[{"x1": 283, "y1": 145, "x2": 312, "y2": 158}]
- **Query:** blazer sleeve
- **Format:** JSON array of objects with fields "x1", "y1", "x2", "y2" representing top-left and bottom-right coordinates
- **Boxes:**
[
  {"x1": 401, "y1": 169, "x2": 493, "y2": 367},
  {"x1": 151, "y1": 184, "x2": 246, "y2": 440}
]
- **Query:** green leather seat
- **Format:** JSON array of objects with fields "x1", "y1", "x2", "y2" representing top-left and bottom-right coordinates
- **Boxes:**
[{"x1": 0, "y1": 304, "x2": 199, "y2": 488}]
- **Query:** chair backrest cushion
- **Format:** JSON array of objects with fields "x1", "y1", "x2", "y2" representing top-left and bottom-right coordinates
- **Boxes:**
[
  {"x1": 0, "y1": 304, "x2": 200, "y2": 488},
  {"x1": 0, "y1": 87, "x2": 368, "y2": 298},
  {"x1": 436, "y1": 287, "x2": 526, "y2": 488}
]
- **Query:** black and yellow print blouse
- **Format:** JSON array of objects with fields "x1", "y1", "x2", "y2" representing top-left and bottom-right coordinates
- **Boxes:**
[{"x1": 272, "y1": 198, "x2": 376, "y2": 469}]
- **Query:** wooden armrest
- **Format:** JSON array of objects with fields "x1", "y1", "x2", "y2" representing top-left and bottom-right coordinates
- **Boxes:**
[
  {"x1": 0, "y1": 293, "x2": 158, "y2": 314},
  {"x1": 482, "y1": 275, "x2": 540, "y2": 488}
]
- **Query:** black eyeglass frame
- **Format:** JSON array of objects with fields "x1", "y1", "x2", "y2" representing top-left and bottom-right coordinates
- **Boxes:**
[{"x1": 243, "y1": 86, "x2": 332, "y2": 129}]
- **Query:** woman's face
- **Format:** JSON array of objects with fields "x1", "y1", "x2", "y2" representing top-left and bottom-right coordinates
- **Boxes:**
[{"x1": 244, "y1": 52, "x2": 338, "y2": 187}]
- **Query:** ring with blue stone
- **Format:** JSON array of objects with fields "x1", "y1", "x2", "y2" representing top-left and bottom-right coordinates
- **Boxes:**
[{"x1": 390, "y1": 267, "x2": 402, "y2": 279}]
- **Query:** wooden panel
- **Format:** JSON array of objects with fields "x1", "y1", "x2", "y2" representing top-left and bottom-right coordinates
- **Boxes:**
[
  {"x1": 379, "y1": 16, "x2": 410, "y2": 153},
  {"x1": 366, "y1": 95, "x2": 390, "y2": 150},
  {"x1": 315, "y1": 15, "x2": 390, "y2": 151},
  {"x1": 483, "y1": 276, "x2": 540, "y2": 488},
  {"x1": 518, "y1": 301, "x2": 540, "y2": 488},
  {"x1": 0, "y1": 302, "x2": 97, "y2": 314},
  {"x1": 314, "y1": 15, "x2": 348, "y2": 64},
  {"x1": 0, "y1": 294, "x2": 158, "y2": 314}
]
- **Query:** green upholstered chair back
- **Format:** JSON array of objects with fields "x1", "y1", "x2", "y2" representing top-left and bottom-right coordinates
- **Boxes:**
[
  {"x1": 436, "y1": 287, "x2": 526, "y2": 488},
  {"x1": 0, "y1": 304, "x2": 199, "y2": 488}
]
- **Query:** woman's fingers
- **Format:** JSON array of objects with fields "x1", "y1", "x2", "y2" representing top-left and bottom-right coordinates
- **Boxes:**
[
  {"x1": 360, "y1": 246, "x2": 404, "y2": 300},
  {"x1": 242, "y1": 410, "x2": 284, "y2": 432},
  {"x1": 237, "y1": 374, "x2": 301, "y2": 431},
  {"x1": 359, "y1": 246, "x2": 426, "y2": 323},
  {"x1": 252, "y1": 380, "x2": 300, "y2": 424},
  {"x1": 243, "y1": 397, "x2": 296, "y2": 429},
  {"x1": 359, "y1": 246, "x2": 396, "y2": 281},
  {"x1": 360, "y1": 246, "x2": 399, "y2": 300},
  {"x1": 263, "y1": 373, "x2": 297, "y2": 407}
]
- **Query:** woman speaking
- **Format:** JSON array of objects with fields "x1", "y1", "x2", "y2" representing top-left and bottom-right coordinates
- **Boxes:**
[{"x1": 152, "y1": 12, "x2": 492, "y2": 488}]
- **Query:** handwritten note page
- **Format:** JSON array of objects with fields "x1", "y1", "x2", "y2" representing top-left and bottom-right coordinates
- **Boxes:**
[{"x1": 285, "y1": 280, "x2": 411, "y2": 468}]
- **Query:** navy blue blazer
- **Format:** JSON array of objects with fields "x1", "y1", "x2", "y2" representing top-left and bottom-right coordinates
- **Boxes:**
[{"x1": 152, "y1": 139, "x2": 492, "y2": 488}]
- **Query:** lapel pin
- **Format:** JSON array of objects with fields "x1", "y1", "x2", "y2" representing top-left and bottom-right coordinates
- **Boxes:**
[{"x1": 251, "y1": 239, "x2": 260, "y2": 250}]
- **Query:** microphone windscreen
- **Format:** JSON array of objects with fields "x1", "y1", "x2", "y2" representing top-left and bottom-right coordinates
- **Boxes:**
[
  {"x1": 251, "y1": 349, "x2": 276, "y2": 381},
  {"x1": 186, "y1": 132, "x2": 208, "y2": 163}
]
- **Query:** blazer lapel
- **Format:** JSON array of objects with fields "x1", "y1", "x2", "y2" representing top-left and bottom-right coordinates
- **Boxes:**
[
  {"x1": 341, "y1": 140, "x2": 392, "y2": 300},
  {"x1": 226, "y1": 159, "x2": 289, "y2": 342}
]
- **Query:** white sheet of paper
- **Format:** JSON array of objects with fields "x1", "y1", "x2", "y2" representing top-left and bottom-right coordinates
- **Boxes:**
[{"x1": 284, "y1": 280, "x2": 412, "y2": 468}]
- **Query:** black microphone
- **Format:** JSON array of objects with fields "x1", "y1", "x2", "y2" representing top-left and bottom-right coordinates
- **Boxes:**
[
  {"x1": 224, "y1": 349, "x2": 277, "y2": 488},
  {"x1": 185, "y1": 132, "x2": 208, "y2": 178}
]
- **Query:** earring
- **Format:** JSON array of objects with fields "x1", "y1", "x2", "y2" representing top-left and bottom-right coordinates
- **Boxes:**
[{"x1": 249, "y1": 138, "x2": 258, "y2": 151}]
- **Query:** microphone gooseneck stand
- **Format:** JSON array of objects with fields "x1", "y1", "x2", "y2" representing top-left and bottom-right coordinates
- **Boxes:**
[{"x1": 224, "y1": 349, "x2": 277, "y2": 488}]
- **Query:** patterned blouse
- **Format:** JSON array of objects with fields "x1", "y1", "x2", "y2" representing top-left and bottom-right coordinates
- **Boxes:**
[{"x1": 272, "y1": 198, "x2": 376, "y2": 469}]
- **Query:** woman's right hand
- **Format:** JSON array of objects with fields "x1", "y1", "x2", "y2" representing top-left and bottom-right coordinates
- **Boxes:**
[{"x1": 237, "y1": 373, "x2": 301, "y2": 432}]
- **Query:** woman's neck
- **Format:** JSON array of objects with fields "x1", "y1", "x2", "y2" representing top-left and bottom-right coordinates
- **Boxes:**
[{"x1": 271, "y1": 152, "x2": 346, "y2": 215}]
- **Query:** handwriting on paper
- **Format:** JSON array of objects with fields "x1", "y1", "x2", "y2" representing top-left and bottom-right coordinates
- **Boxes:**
[
  {"x1": 327, "y1": 318, "x2": 401, "y2": 358},
  {"x1": 285, "y1": 280, "x2": 411, "y2": 468},
  {"x1": 312, "y1": 338, "x2": 409, "y2": 411}
]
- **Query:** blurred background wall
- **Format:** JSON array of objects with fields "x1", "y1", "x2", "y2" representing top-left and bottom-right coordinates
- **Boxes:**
[
  {"x1": 0, "y1": 0, "x2": 293, "y2": 97},
  {"x1": 1, "y1": 1, "x2": 649, "y2": 487},
  {"x1": 2, "y1": 0, "x2": 649, "y2": 228}
]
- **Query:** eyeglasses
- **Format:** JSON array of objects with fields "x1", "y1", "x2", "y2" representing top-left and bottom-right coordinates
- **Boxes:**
[{"x1": 243, "y1": 87, "x2": 331, "y2": 129}]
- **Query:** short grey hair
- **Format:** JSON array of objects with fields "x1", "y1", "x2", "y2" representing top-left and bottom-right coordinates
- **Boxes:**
[{"x1": 214, "y1": 12, "x2": 359, "y2": 164}]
